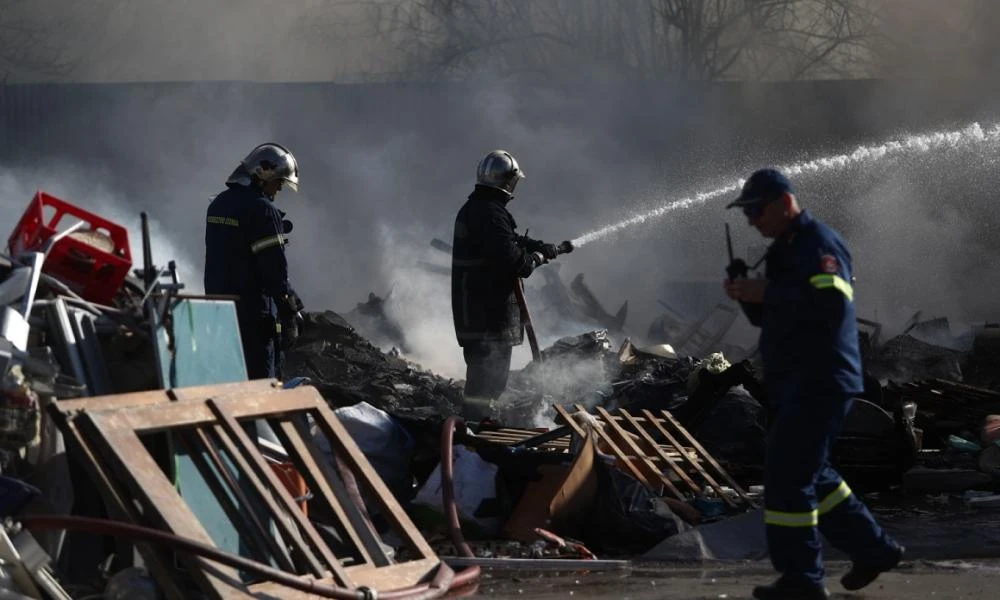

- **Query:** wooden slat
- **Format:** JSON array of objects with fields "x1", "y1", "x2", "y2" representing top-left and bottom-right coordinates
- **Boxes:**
[
  {"x1": 656, "y1": 409, "x2": 755, "y2": 506},
  {"x1": 594, "y1": 406, "x2": 685, "y2": 501},
  {"x1": 176, "y1": 430, "x2": 277, "y2": 569},
  {"x1": 639, "y1": 409, "x2": 736, "y2": 508},
  {"x1": 311, "y1": 401, "x2": 438, "y2": 562},
  {"x1": 560, "y1": 404, "x2": 653, "y2": 490},
  {"x1": 553, "y1": 404, "x2": 590, "y2": 440},
  {"x1": 208, "y1": 423, "x2": 328, "y2": 577},
  {"x1": 44, "y1": 404, "x2": 189, "y2": 600},
  {"x1": 81, "y1": 413, "x2": 243, "y2": 597},
  {"x1": 191, "y1": 427, "x2": 297, "y2": 573},
  {"x1": 274, "y1": 418, "x2": 380, "y2": 566},
  {"x1": 208, "y1": 401, "x2": 346, "y2": 583},
  {"x1": 618, "y1": 409, "x2": 701, "y2": 494}
]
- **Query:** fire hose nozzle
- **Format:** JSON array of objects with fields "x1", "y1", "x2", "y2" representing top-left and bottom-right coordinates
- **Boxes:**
[{"x1": 556, "y1": 241, "x2": 574, "y2": 255}]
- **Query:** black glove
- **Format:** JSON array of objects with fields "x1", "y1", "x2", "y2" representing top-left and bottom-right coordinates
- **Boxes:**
[
  {"x1": 516, "y1": 234, "x2": 541, "y2": 252},
  {"x1": 539, "y1": 243, "x2": 559, "y2": 260},
  {"x1": 277, "y1": 292, "x2": 304, "y2": 318},
  {"x1": 278, "y1": 293, "x2": 304, "y2": 351},
  {"x1": 280, "y1": 316, "x2": 300, "y2": 351}
]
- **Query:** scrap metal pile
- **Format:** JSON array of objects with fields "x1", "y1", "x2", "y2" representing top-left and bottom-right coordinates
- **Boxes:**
[{"x1": 0, "y1": 192, "x2": 476, "y2": 599}]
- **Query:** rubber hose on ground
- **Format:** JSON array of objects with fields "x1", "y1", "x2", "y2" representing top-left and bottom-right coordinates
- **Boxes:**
[
  {"x1": 440, "y1": 416, "x2": 482, "y2": 590},
  {"x1": 21, "y1": 515, "x2": 455, "y2": 600}
]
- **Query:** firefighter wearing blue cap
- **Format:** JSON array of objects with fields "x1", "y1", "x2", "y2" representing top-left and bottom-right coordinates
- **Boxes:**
[{"x1": 724, "y1": 168, "x2": 903, "y2": 599}]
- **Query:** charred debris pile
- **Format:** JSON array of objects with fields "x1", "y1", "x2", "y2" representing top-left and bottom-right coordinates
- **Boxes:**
[{"x1": 284, "y1": 282, "x2": 1000, "y2": 558}]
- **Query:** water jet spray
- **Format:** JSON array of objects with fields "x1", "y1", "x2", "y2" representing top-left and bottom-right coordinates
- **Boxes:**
[{"x1": 569, "y1": 122, "x2": 1000, "y2": 249}]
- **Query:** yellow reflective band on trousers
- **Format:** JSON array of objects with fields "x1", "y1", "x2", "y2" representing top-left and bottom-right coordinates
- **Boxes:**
[
  {"x1": 250, "y1": 234, "x2": 285, "y2": 254},
  {"x1": 809, "y1": 274, "x2": 854, "y2": 301},
  {"x1": 817, "y1": 480, "x2": 852, "y2": 515},
  {"x1": 764, "y1": 509, "x2": 818, "y2": 527}
]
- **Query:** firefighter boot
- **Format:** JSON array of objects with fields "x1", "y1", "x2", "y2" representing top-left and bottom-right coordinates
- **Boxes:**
[
  {"x1": 841, "y1": 544, "x2": 904, "y2": 591},
  {"x1": 752, "y1": 577, "x2": 830, "y2": 600}
]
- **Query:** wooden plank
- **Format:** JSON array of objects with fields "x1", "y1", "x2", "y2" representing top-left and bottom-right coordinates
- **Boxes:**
[
  {"x1": 191, "y1": 427, "x2": 297, "y2": 573},
  {"x1": 56, "y1": 388, "x2": 169, "y2": 414},
  {"x1": 594, "y1": 406, "x2": 685, "y2": 501},
  {"x1": 345, "y1": 558, "x2": 442, "y2": 590},
  {"x1": 656, "y1": 409, "x2": 755, "y2": 506},
  {"x1": 618, "y1": 409, "x2": 701, "y2": 495},
  {"x1": 209, "y1": 386, "x2": 321, "y2": 419},
  {"x1": 81, "y1": 412, "x2": 244, "y2": 598},
  {"x1": 169, "y1": 379, "x2": 280, "y2": 402},
  {"x1": 311, "y1": 401, "x2": 438, "y2": 563},
  {"x1": 563, "y1": 404, "x2": 653, "y2": 490},
  {"x1": 552, "y1": 404, "x2": 590, "y2": 440},
  {"x1": 208, "y1": 423, "x2": 328, "y2": 578},
  {"x1": 176, "y1": 430, "x2": 276, "y2": 568},
  {"x1": 91, "y1": 400, "x2": 218, "y2": 432},
  {"x1": 44, "y1": 404, "x2": 189, "y2": 600},
  {"x1": 640, "y1": 408, "x2": 734, "y2": 507},
  {"x1": 208, "y1": 401, "x2": 346, "y2": 584},
  {"x1": 274, "y1": 417, "x2": 381, "y2": 567}
]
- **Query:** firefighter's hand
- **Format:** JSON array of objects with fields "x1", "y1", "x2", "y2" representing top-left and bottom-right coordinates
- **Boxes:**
[
  {"x1": 281, "y1": 313, "x2": 303, "y2": 351},
  {"x1": 724, "y1": 278, "x2": 767, "y2": 303},
  {"x1": 539, "y1": 243, "x2": 559, "y2": 260}
]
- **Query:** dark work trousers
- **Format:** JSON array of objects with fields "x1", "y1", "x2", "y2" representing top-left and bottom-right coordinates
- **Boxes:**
[
  {"x1": 462, "y1": 342, "x2": 513, "y2": 399},
  {"x1": 239, "y1": 316, "x2": 279, "y2": 380},
  {"x1": 764, "y1": 389, "x2": 900, "y2": 586}
]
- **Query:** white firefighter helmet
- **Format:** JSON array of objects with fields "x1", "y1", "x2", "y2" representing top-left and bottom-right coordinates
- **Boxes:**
[
  {"x1": 227, "y1": 142, "x2": 300, "y2": 192},
  {"x1": 476, "y1": 149, "x2": 524, "y2": 195}
]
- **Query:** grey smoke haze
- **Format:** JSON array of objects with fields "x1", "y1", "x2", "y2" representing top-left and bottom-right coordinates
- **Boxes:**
[{"x1": 2, "y1": 2, "x2": 1000, "y2": 377}]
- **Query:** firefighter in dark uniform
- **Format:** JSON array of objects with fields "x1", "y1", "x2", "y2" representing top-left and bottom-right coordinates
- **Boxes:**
[
  {"x1": 451, "y1": 149, "x2": 572, "y2": 419},
  {"x1": 724, "y1": 168, "x2": 903, "y2": 600},
  {"x1": 205, "y1": 143, "x2": 304, "y2": 380}
]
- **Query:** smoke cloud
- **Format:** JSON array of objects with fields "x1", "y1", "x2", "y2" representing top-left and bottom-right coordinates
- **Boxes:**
[{"x1": 2, "y1": 2, "x2": 1000, "y2": 380}]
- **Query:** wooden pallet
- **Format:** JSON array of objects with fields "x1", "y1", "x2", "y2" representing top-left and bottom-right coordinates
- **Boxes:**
[
  {"x1": 48, "y1": 382, "x2": 441, "y2": 599},
  {"x1": 553, "y1": 404, "x2": 756, "y2": 509}
]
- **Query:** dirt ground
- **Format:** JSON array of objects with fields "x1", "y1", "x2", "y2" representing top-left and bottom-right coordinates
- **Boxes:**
[{"x1": 474, "y1": 559, "x2": 1000, "y2": 599}]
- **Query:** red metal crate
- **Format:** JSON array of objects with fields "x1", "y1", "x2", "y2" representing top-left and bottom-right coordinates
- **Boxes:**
[{"x1": 7, "y1": 191, "x2": 133, "y2": 305}]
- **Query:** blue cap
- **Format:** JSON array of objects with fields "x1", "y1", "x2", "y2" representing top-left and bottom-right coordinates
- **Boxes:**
[{"x1": 726, "y1": 168, "x2": 794, "y2": 209}]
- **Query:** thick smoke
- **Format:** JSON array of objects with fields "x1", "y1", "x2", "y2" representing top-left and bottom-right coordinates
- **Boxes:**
[{"x1": 1, "y1": 2, "x2": 1000, "y2": 381}]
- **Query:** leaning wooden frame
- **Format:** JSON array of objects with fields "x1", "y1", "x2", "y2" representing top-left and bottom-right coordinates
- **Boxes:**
[
  {"x1": 47, "y1": 381, "x2": 441, "y2": 599},
  {"x1": 552, "y1": 403, "x2": 757, "y2": 509}
]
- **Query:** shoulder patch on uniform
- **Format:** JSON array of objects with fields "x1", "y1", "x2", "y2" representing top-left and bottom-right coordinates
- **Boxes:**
[{"x1": 820, "y1": 254, "x2": 839, "y2": 274}]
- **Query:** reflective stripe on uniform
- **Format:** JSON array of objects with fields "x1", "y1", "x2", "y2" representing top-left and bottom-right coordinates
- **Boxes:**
[
  {"x1": 764, "y1": 508, "x2": 818, "y2": 527},
  {"x1": 207, "y1": 216, "x2": 240, "y2": 227},
  {"x1": 250, "y1": 234, "x2": 285, "y2": 254},
  {"x1": 817, "y1": 480, "x2": 852, "y2": 515},
  {"x1": 809, "y1": 273, "x2": 853, "y2": 301}
]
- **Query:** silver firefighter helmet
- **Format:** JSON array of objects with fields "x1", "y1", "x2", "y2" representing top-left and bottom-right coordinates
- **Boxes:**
[
  {"x1": 226, "y1": 142, "x2": 300, "y2": 192},
  {"x1": 476, "y1": 149, "x2": 524, "y2": 196}
]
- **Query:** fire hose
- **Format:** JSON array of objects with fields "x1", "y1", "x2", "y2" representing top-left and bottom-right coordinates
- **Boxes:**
[
  {"x1": 515, "y1": 240, "x2": 574, "y2": 362},
  {"x1": 19, "y1": 421, "x2": 484, "y2": 599}
]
